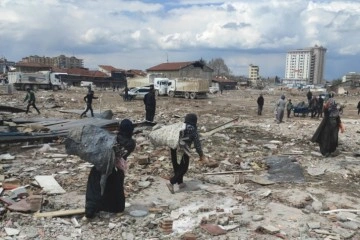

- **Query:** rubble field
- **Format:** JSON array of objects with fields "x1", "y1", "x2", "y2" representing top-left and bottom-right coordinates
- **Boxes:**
[{"x1": 1, "y1": 87, "x2": 360, "y2": 240}]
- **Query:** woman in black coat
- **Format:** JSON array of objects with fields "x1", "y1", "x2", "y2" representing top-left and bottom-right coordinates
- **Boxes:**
[{"x1": 85, "y1": 119, "x2": 136, "y2": 218}]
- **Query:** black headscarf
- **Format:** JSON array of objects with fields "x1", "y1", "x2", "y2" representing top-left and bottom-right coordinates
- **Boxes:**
[
  {"x1": 118, "y1": 119, "x2": 134, "y2": 138},
  {"x1": 184, "y1": 113, "x2": 197, "y2": 127}
]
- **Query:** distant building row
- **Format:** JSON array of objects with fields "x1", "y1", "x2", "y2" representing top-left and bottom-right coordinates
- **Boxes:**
[{"x1": 21, "y1": 55, "x2": 84, "y2": 68}]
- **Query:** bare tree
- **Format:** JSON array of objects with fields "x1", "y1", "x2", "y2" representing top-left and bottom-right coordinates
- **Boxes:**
[{"x1": 207, "y1": 58, "x2": 231, "y2": 76}]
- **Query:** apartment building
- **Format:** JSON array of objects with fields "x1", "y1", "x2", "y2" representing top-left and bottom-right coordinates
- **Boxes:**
[
  {"x1": 248, "y1": 64, "x2": 259, "y2": 85},
  {"x1": 21, "y1": 55, "x2": 83, "y2": 68},
  {"x1": 284, "y1": 45, "x2": 326, "y2": 85}
]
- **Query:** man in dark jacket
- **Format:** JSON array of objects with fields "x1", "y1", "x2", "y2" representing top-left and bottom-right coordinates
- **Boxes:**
[
  {"x1": 166, "y1": 113, "x2": 207, "y2": 194},
  {"x1": 307, "y1": 90, "x2": 313, "y2": 104},
  {"x1": 143, "y1": 85, "x2": 156, "y2": 122},
  {"x1": 85, "y1": 119, "x2": 136, "y2": 218},
  {"x1": 24, "y1": 88, "x2": 40, "y2": 114},
  {"x1": 81, "y1": 90, "x2": 98, "y2": 118},
  {"x1": 257, "y1": 94, "x2": 264, "y2": 115},
  {"x1": 317, "y1": 96, "x2": 324, "y2": 118}
]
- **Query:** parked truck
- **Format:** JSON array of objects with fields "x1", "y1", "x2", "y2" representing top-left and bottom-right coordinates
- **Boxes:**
[
  {"x1": 8, "y1": 71, "x2": 66, "y2": 91},
  {"x1": 127, "y1": 74, "x2": 169, "y2": 96},
  {"x1": 127, "y1": 73, "x2": 164, "y2": 88},
  {"x1": 167, "y1": 78, "x2": 209, "y2": 99}
]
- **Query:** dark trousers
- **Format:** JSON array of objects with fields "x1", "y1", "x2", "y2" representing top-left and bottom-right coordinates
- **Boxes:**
[
  {"x1": 81, "y1": 104, "x2": 94, "y2": 117},
  {"x1": 26, "y1": 101, "x2": 40, "y2": 114},
  {"x1": 170, "y1": 149, "x2": 189, "y2": 185},
  {"x1": 287, "y1": 109, "x2": 291, "y2": 118},
  {"x1": 257, "y1": 105, "x2": 263, "y2": 115},
  {"x1": 145, "y1": 107, "x2": 155, "y2": 122}
]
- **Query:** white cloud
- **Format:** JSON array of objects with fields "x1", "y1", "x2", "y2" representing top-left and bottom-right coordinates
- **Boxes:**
[{"x1": 0, "y1": 0, "x2": 359, "y2": 79}]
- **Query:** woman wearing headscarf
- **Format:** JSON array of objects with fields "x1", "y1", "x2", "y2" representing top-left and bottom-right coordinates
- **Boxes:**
[
  {"x1": 85, "y1": 119, "x2": 136, "y2": 218},
  {"x1": 311, "y1": 93, "x2": 344, "y2": 157},
  {"x1": 166, "y1": 113, "x2": 207, "y2": 194},
  {"x1": 275, "y1": 95, "x2": 286, "y2": 123}
]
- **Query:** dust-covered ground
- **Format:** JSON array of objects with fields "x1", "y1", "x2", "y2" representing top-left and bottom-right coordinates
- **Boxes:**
[{"x1": 1, "y1": 86, "x2": 360, "y2": 240}]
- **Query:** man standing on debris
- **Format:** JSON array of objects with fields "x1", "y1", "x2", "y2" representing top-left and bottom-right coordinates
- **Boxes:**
[
  {"x1": 286, "y1": 99, "x2": 293, "y2": 118},
  {"x1": 307, "y1": 89, "x2": 313, "y2": 104},
  {"x1": 85, "y1": 119, "x2": 136, "y2": 218},
  {"x1": 166, "y1": 113, "x2": 208, "y2": 194},
  {"x1": 80, "y1": 90, "x2": 98, "y2": 118},
  {"x1": 257, "y1": 93, "x2": 264, "y2": 115},
  {"x1": 24, "y1": 88, "x2": 40, "y2": 114},
  {"x1": 124, "y1": 86, "x2": 129, "y2": 101},
  {"x1": 143, "y1": 84, "x2": 156, "y2": 122},
  {"x1": 275, "y1": 95, "x2": 286, "y2": 123},
  {"x1": 317, "y1": 95, "x2": 324, "y2": 118}
]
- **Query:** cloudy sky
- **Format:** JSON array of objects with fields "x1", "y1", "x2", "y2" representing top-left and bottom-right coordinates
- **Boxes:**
[{"x1": 0, "y1": 0, "x2": 359, "y2": 80}]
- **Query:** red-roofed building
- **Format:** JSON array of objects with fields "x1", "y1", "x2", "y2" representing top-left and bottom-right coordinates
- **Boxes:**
[
  {"x1": 15, "y1": 62, "x2": 52, "y2": 72},
  {"x1": 126, "y1": 69, "x2": 147, "y2": 78},
  {"x1": 146, "y1": 61, "x2": 213, "y2": 83},
  {"x1": 212, "y1": 76, "x2": 237, "y2": 90},
  {"x1": 99, "y1": 65, "x2": 122, "y2": 77}
]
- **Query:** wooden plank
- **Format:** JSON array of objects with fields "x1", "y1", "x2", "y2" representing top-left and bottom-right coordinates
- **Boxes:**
[
  {"x1": 204, "y1": 170, "x2": 254, "y2": 175},
  {"x1": 34, "y1": 175, "x2": 66, "y2": 194},
  {"x1": 201, "y1": 117, "x2": 239, "y2": 138},
  {"x1": 34, "y1": 208, "x2": 85, "y2": 218}
]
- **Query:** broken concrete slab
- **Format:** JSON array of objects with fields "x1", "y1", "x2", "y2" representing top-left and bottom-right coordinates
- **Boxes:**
[
  {"x1": 200, "y1": 224, "x2": 227, "y2": 236},
  {"x1": 255, "y1": 225, "x2": 280, "y2": 234},
  {"x1": 307, "y1": 167, "x2": 326, "y2": 176},
  {"x1": 7, "y1": 198, "x2": 32, "y2": 212},
  {"x1": 265, "y1": 156, "x2": 305, "y2": 183},
  {"x1": 4, "y1": 227, "x2": 20, "y2": 236},
  {"x1": 0, "y1": 153, "x2": 16, "y2": 161},
  {"x1": 34, "y1": 175, "x2": 66, "y2": 194}
]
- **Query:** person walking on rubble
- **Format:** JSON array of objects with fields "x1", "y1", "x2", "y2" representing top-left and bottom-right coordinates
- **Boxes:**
[
  {"x1": 143, "y1": 84, "x2": 156, "y2": 122},
  {"x1": 257, "y1": 93, "x2": 264, "y2": 115},
  {"x1": 85, "y1": 119, "x2": 136, "y2": 218},
  {"x1": 166, "y1": 113, "x2": 208, "y2": 194},
  {"x1": 81, "y1": 90, "x2": 98, "y2": 118},
  {"x1": 275, "y1": 95, "x2": 286, "y2": 123},
  {"x1": 24, "y1": 88, "x2": 40, "y2": 114},
  {"x1": 357, "y1": 100, "x2": 360, "y2": 115},
  {"x1": 311, "y1": 92, "x2": 344, "y2": 157}
]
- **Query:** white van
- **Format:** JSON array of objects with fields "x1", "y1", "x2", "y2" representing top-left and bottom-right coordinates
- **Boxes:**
[{"x1": 80, "y1": 81, "x2": 95, "y2": 88}]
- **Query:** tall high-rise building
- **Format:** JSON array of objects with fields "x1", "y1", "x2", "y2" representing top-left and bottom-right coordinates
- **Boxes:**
[
  {"x1": 248, "y1": 64, "x2": 259, "y2": 85},
  {"x1": 284, "y1": 45, "x2": 326, "y2": 85}
]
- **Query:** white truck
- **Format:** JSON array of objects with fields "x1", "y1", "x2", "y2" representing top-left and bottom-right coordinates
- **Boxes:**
[
  {"x1": 8, "y1": 71, "x2": 65, "y2": 91},
  {"x1": 127, "y1": 74, "x2": 169, "y2": 96},
  {"x1": 127, "y1": 73, "x2": 164, "y2": 88},
  {"x1": 167, "y1": 78, "x2": 209, "y2": 99}
]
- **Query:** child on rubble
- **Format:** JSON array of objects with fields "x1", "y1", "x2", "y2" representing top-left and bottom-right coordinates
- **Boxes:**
[{"x1": 166, "y1": 113, "x2": 208, "y2": 194}]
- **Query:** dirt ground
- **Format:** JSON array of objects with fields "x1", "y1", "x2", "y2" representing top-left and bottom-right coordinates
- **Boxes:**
[{"x1": 1, "y1": 86, "x2": 360, "y2": 240}]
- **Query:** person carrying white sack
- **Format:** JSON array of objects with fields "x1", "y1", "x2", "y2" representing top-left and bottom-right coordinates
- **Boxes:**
[{"x1": 166, "y1": 113, "x2": 207, "y2": 194}]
